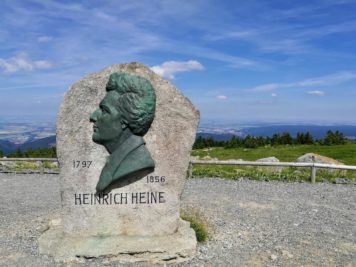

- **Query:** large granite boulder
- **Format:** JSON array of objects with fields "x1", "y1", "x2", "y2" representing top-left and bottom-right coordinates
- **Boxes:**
[{"x1": 39, "y1": 62, "x2": 199, "y2": 263}]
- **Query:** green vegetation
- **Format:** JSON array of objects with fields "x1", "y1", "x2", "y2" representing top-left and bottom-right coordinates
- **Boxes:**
[
  {"x1": 8, "y1": 161, "x2": 41, "y2": 171},
  {"x1": 191, "y1": 142, "x2": 356, "y2": 182},
  {"x1": 194, "y1": 130, "x2": 347, "y2": 149},
  {"x1": 181, "y1": 209, "x2": 211, "y2": 242},
  {"x1": 6, "y1": 161, "x2": 59, "y2": 172},
  {"x1": 192, "y1": 142, "x2": 356, "y2": 165},
  {"x1": 192, "y1": 164, "x2": 356, "y2": 182},
  {"x1": 7, "y1": 147, "x2": 57, "y2": 158}
]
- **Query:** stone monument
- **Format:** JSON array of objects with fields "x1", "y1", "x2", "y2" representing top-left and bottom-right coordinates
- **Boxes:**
[{"x1": 39, "y1": 62, "x2": 199, "y2": 263}]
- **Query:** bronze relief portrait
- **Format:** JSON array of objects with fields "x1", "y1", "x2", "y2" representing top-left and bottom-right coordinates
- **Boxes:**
[{"x1": 90, "y1": 72, "x2": 156, "y2": 192}]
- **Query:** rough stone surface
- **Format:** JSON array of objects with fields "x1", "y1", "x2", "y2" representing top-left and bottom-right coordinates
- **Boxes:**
[
  {"x1": 256, "y1": 156, "x2": 282, "y2": 172},
  {"x1": 297, "y1": 153, "x2": 346, "y2": 174},
  {"x1": 38, "y1": 62, "x2": 199, "y2": 262},
  {"x1": 296, "y1": 153, "x2": 344, "y2": 165},
  {"x1": 256, "y1": 156, "x2": 280, "y2": 162}
]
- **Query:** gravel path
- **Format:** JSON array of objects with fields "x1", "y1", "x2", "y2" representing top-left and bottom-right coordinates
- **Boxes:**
[{"x1": 0, "y1": 174, "x2": 355, "y2": 267}]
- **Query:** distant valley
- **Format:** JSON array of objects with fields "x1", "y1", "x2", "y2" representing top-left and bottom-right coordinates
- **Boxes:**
[
  {"x1": 198, "y1": 124, "x2": 356, "y2": 141},
  {"x1": 0, "y1": 122, "x2": 55, "y2": 154},
  {"x1": 1, "y1": 121, "x2": 356, "y2": 154}
]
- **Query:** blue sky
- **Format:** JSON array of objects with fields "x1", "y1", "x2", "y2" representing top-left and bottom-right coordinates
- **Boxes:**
[{"x1": 1, "y1": 0, "x2": 356, "y2": 124}]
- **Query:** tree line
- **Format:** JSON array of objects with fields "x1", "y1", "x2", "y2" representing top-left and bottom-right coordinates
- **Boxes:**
[
  {"x1": 0, "y1": 147, "x2": 57, "y2": 158},
  {"x1": 193, "y1": 130, "x2": 347, "y2": 149},
  {"x1": 0, "y1": 130, "x2": 349, "y2": 157}
]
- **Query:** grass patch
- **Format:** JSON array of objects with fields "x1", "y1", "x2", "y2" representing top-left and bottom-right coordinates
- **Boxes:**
[
  {"x1": 191, "y1": 143, "x2": 356, "y2": 182},
  {"x1": 42, "y1": 161, "x2": 59, "y2": 170},
  {"x1": 5, "y1": 161, "x2": 59, "y2": 172},
  {"x1": 193, "y1": 165, "x2": 307, "y2": 181},
  {"x1": 192, "y1": 143, "x2": 356, "y2": 165},
  {"x1": 8, "y1": 161, "x2": 41, "y2": 171},
  {"x1": 191, "y1": 164, "x2": 356, "y2": 182},
  {"x1": 181, "y1": 208, "x2": 211, "y2": 242}
]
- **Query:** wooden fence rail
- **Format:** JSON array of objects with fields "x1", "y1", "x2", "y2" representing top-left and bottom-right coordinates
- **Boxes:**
[
  {"x1": 0, "y1": 158, "x2": 58, "y2": 174},
  {"x1": 2, "y1": 158, "x2": 356, "y2": 183},
  {"x1": 189, "y1": 159, "x2": 356, "y2": 183}
]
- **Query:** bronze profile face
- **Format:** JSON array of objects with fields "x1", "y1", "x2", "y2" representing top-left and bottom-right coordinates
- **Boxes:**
[
  {"x1": 90, "y1": 90, "x2": 123, "y2": 145},
  {"x1": 90, "y1": 72, "x2": 156, "y2": 192}
]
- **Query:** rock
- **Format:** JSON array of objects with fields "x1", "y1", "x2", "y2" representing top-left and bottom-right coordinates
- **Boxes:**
[
  {"x1": 281, "y1": 250, "x2": 293, "y2": 259},
  {"x1": 39, "y1": 62, "x2": 199, "y2": 263},
  {"x1": 296, "y1": 153, "x2": 345, "y2": 174},
  {"x1": 256, "y1": 156, "x2": 280, "y2": 162},
  {"x1": 270, "y1": 254, "x2": 278, "y2": 260},
  {"x1": 333, "y1": 178, "x2": 356, "y2": 185},
  {"x1": 296, "y1": 153, "x2": 344, "y2": 165},
  {"x1": 202, "y1": 155, "x2": 218, "y2": 161},
  {"x1": 256, "y1": 157, "x2": 282, "y2": 172}
]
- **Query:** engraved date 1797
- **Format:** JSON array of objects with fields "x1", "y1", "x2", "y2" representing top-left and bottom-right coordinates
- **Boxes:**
[{"x1": 73, "y1": 160, "x2": 92, "y2": 168}]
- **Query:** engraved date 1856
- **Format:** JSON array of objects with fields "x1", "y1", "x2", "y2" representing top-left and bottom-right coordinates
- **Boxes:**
[{"x1": 146, "y1": 175, "x2": 165, "y2": 183}]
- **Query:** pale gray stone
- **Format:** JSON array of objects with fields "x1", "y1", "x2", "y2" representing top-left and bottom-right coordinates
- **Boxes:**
[
  {"x1": 256, "y1": 156, "x2": 280, "y2": 162},
  {"x1": 270, "y1": 254, "x2": 278, "y2": 261},
  {"x1": 39, "y1": 62, "x2": 199, "y2": 263},
  {"x1": 296, "y1": 153, "x2": 345, "y2": 174},
  {"x1": 296, "y1": 153, "x2": 343, "y2": 165},
  {"x1": 256, "y1": 157, "x2": 282, "y2": 172}
]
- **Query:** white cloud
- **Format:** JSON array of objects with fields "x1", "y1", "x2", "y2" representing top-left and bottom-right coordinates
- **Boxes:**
[
  {"x1": 37, "y1": 36, "x2": 53, "y2": 43},
  {"x1": 296, "y1": 72, "x2": 356, "y2": 87},
  {"x1": 151, "y1": 60, "x2": 204, "y2": 80},
  {"x1": 307, "y1": 90, "x2": 325, "y2": 96},
  {"x1": 217, "y1": 95, "x2": 227, "y2": 100},
  {"x1": 0, "y1": 53, "x2": 53, "y2": 74},
  {"x1": 252, "y1": 83, "x2": 280, "y2": 92},
  {"x1": 271, "y1": 93, "x2": 277, "y2": 97},
  {"x1": 250, "y1": 71, "x2": 356, "y2": 92}
]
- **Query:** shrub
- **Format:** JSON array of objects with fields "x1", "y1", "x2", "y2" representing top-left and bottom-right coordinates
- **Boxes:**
[{"x1": 180, "y1": 208, "x2": 211, "y2": 242}]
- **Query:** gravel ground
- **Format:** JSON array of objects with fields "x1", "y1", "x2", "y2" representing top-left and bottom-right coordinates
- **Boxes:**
[{"x1": 0, "y1": 173, "x2": 355, "y2": 267}]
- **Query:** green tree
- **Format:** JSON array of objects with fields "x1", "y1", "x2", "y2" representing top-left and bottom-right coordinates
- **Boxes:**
[
  {"x1": 8, "y1": 147, "x2": 57, "y2": 158},
  {"x1": 304, "y1": 132, "x2": 314, "y2": 144},
  {"x1": 280, "y1": 132, "x2": 293, "y2": 145},
  {"x1": 296, "y1": 132, "x2": 314, "y2": 144},
  {"x1": 225, "y1": 136, "x2": 242, "y2": 149},
  {"x1": 271, "y1": 133, "x2": 281, "y2": 145},
  {"x1": 193, "y1": 136, "x2": 204, "y2": 149},
  {"x1": 323, "y1": 130, "x2": 346, "y2": 145},
  {"x1": 13, "y1": 148, "x2": 23, "y2": 158},
  {"x1": 244, "y1": 135, "x2": 259, "y2": 148}
]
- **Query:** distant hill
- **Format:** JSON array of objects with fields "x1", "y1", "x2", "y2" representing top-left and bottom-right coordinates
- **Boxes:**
[
  {"x1": 0, "y1": 135, "x2": 56, "y2": 154},
  {"x1": 0, "y1": 140, "x2": 17, "y2": 154},
  {"x1": 18, "y1": 135, "x2": 56, "y2": 151},
  {"x1": 198, "y1": 125, "x2": 356, "y2": 141},
  {"x1": 242, "y1": 125, "x2": 356, "y2": 139},
  {"x1": 197, "y1": 133, "x2": 237, "y2": 141}
]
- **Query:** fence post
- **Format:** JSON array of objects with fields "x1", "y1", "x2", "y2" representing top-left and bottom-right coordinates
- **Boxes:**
[
  {"x1": 310, "y1": 165, "x2": 316, "y2": 183},
  {"x1": 310, "y1": 155, "x2": 316, "y2": 183},
  {"x1": 188, "y1": 162, "x2": 193, "y2": 178},
  {"x1": 40, "y1": 160, "x2": 44, "y2": 174}
]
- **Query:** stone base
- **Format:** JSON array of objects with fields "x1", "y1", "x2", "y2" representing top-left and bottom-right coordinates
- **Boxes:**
[{"x1": 38, "y1": 219, "x2": 197, "y2": 264}]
